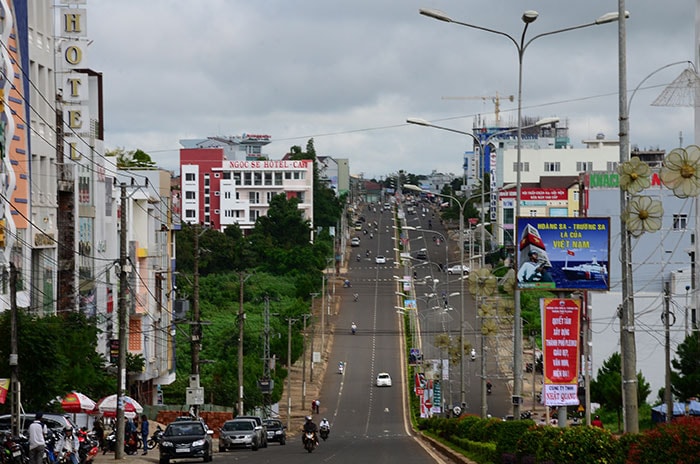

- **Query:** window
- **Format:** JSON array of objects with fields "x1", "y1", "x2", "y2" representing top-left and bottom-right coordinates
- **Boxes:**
[
  {"x1": 576, "y1": 161, "x2": 593, "y2": 171},
  {"x1": 275, "y1": 172, "x2": 283, "y2": 185},
  {"x1": 244, "y1": 172, "x2": 252, "y2": 185},
  {"x1": 607, "y1": 161, "x2": 619, "y2": 171},
  {"x1": 249, "y1": 192, "x2": 260, "y2": 204},
  {"x1": 233, "y1": 173, "x2": 241, "y2": 185},
  {"x1": 264, "y1": 172, "x2": 273, "y2": 186},
  {"x1": 673, "y1": 214, "x2": 688, "y2": 230},
  {"x1": 254, "y1": 172, "x2": 262, "y2": 185},
  {"x1": 502, "y1": 208, "x2": 514, "y2": 225},
  {"x1": 544, "y1": 162, "x2": 560, "y2": 172},
  {"x1": 573, "y1": 191, "x2": 579, "y2": 202},
  {"x1": 185, "y1": 173, "x2": 195, "y2": 181},
  {"x1": 529, "y1": 209, "x2": 537, "y2": 217},
  {"x1": 185, "y1": 209, "x2": 196, "y2": 218},
  {"x1": 185, "y1": 191, "x2": 196, "y2": 200},
  {"x1": 223, "y1": 172, "x2": 231, "y2": 180},
  {"x1": 513, "y1": 162, "x2": 529, "y2": 172},
  {"x1": 204, "y1": 174, "x2": 210, "y2": 186}
]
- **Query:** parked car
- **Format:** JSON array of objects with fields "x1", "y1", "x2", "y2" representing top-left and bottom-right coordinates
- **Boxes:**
[
  {"x1": 234, "y1": 416, "x2": 267, "y2": 448},
  {"x1": 0, "y1": 413, "x2": 77, "y2": 435},
  {"x1": 218, "y1": 419, "x2": 260, "y2": 451},
  {"x1": 262, "y1": 419, "x2": 286, "y2": 445},
  {"x1": 447, "y1": 264, "x2": 470, "y2": 275},
  {"x1": 376, "y1": 372, "x2": 392, "y2": 387},
  {"x1": 158, "y1": 420, "x2": 213, "y2": 464}
]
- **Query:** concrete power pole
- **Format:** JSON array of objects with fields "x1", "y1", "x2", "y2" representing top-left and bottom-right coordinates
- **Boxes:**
[
  {"x1": 238, "y1": 272, "x2": 245, "y2": 416},
  {"x1": 190, "y1": 225, "x2": 202, "y2": 417},
  {"x1": 9, "y1": 264, "x2": 19, "y2": 437},
  {"x1": 116, "y1": 183, "x2": 128, "y2": 460}
]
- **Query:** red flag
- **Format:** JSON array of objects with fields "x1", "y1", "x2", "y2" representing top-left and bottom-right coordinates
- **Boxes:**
[{"x1": 567, "y1": 250, "x2": 575, "y2": 256}]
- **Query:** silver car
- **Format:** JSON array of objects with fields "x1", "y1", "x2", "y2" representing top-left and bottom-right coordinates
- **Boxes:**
[{"x1": 218, "y1": 419, "x2": 260, "y2": 452}]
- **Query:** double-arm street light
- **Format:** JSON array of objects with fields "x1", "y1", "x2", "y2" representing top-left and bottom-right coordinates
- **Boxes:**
[{"x1": 418, "y1": 6, "x2": 623, "y2": 419}]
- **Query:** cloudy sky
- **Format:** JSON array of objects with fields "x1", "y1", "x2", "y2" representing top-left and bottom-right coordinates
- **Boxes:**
[{"x1": 86, "y1": 1, "x2": 696, "y2": 179}]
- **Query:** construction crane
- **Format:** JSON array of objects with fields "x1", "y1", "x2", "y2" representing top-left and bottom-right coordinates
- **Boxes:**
[{"x1": 441, "y1": 92, "x2": 514, "y2": 124}]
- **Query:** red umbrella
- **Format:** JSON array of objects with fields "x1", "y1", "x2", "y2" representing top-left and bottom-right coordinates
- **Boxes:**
[
  {"x1": 93, "y1": 394, "x2": 143, "y2": 418},
  {"x1": 61, "y1": 392, "x2": 96, "y2": 413}
]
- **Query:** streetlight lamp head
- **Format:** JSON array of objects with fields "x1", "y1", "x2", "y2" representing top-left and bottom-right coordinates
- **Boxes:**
[
  {"x1": 404, "y1": 184, "x2": 424, "y2": 193},
  {"x1": 419, "y1": 8, "x2": 452, "y2": 23},
  {"x1": 406, "y1": 117, "x2": 431, "y2": 127},
  {"x1": 595, "y1": 11, "x2": 629, "y2": 25},
  {"x1": 535, "y1": 117, "x2": 559, "y2": 126},
  {"x1": 522, "y1": 10, "x2": 538, "y2": 24}
]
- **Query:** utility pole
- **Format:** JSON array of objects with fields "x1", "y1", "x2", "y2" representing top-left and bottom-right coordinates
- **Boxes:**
[
  {"x1": 309, "y1": 293, "x2": 319, "y2": 383},
  {"x1": 9, "y1": 264, "x2": 19, "y2": 437},
  {"x1": 663, "y1": 281, "x2": 673, "y2": 423},
  {"x1": 237, "y1": 272, "x2": 245, "y2": 416},
  {"x1": 190, "y1": 224, "x2": 202, "y2": 418},
  {"x1": 116, "y1": 183, "x2": 128, "y2": 460},
  {"x1": 301, "y1": 313, "x2": 312, "y2": 410},
  {"x1": 286, "y1": 318, "x2": 296, "y2": 431}
]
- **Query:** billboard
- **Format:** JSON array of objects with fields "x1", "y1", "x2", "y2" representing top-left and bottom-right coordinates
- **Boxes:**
[
  {"x1": 541, "y1": 298, "x2": 581, "y2": 406},
  {"x1": 515, "y1": 217, "x2": 610, "y2": 291}
]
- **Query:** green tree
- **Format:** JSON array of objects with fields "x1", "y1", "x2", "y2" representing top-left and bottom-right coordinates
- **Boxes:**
[
  {"x1": 108, "y1": 147, "x2": 157, "y2": 169},
  {"x1": 591, "y1": 352, "x2": 651, "y2": 430},
  {"x1": 670, "y1": 331, "x2": 700, "y2": 401}
]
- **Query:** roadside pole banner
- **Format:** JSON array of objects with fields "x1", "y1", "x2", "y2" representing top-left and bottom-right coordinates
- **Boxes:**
[{"x1": 541, "y1": 298, "x2": 580, "y2": 406}]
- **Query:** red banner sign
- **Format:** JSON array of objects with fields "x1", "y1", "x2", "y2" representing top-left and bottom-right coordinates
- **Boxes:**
[{"x1": 541, "y1": 298, "x2": 581, "y2": 406}]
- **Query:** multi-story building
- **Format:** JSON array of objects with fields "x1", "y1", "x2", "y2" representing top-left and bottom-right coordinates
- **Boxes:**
[
  {"x1": 180, "y1": 145, "x2": 314, "y2": 231},
  {"x1": 317, "y1": 156, "x2": 349, "y2": 196},
  {"x1": 180, "y1": 134, "x2": 272, "y2": 161}
]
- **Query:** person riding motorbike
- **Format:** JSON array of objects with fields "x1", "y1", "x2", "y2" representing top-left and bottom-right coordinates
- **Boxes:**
[
  {"x1": 338, "y1": 362, "x2": 344, "y2": 374},
  {"x1": 356, "y1": 254, "x2": 361, "y2": 262},
  {"x1": 351, "y1": 322, "x2": 357, "y2": 335},
  {"x1": 319, "y1": 418, "x2": 330, "y2": 440},
  {"x1": 353, "y1": 293, "x2": 359, "y2": 302},
  {"x1": 58, "y1": 427, "x2": 79, "y2": 464},
  {"x1": 366, "y1": 249, "x2": 370, "y2": 257},
  {"x1": 486, "y1": 380, "x2": 492, "y2": 395},
  {"x1": 343, "y1": 279, "x2": 351, "y2": 288},
  {"x1": 302, "y1": 416, "x2": 319, "y2": 446}
]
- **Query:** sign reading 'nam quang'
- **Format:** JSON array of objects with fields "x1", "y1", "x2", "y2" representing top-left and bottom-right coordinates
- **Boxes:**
[{"x1": 541, "y1": 298, "x2": 580, "y2": 406}]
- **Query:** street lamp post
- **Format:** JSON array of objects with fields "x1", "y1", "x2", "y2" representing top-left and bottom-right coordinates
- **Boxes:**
[{"x1": 418, "y1": 6, "x2": 623, "y2": 419}]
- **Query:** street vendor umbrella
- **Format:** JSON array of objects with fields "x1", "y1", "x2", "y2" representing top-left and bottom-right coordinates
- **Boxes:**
[
  {"x1": 61, "y1": 391, "x2": 96, "y2": 413},
  {"x1": 93, "y1": 394, "x2": 143, "y2": 418}
]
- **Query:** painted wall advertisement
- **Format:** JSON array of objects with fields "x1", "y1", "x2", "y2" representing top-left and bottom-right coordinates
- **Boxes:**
[
  {"x1": 516, "y1": 217, "x2": 610, "y2": 291},
  {"x1": 541, "y1": 298, "x2": 581, "y2": 406}
]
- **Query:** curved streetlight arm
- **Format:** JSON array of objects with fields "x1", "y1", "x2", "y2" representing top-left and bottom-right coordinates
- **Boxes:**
[{"x1": 627, "y1": 60, "x2": 697, "y2": 114}]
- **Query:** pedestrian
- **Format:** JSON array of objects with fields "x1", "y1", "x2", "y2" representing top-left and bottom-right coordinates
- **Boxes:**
[
  {"x1": 592, "y1": 415, "x2": 604, "y2": 428},
  {"x1": 28, "y1": 412, "x2": 46, "y2": 464},
  {"x1": 140, "y1": 414, "x2": 149, "y2": 455},
  {"x1": 312, "y1": 399, "x2": 320, "y2": 414}
]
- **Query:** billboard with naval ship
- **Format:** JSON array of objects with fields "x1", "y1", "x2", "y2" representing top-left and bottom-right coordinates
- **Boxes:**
[{"x1": 515, "y1": 217, "x2": 610, "y2": 291}]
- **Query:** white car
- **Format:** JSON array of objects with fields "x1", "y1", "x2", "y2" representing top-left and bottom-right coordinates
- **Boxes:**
[
  {"x1": 375, "y1": 255, "x2": 387, "y2": 264},
  {"x1": 447, "y1": 264, "x2": 470, "y2": 275},
  {"x1": 376, "y1": 372, "x2": 392, "y2": 387},
  {"x1": 351, "y1": 237, "x2": 361, "y2": 247}
]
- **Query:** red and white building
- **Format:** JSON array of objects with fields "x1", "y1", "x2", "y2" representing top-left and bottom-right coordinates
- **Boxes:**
[{"x1": 180, "y1": 146, "x2": 314, "y2": 231}]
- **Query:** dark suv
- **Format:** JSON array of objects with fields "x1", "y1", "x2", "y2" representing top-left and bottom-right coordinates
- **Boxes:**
[{"x1": 262, "y1": 419, "x2": 286, "y2": 445}]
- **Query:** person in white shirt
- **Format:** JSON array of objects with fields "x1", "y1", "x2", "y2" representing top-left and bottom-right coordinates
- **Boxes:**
[
  {"x1": 319, "y1": 418, "x2": 330, "y2": 430},
  {"x1": 58, "y1": 427, "x2": 79, "y2": 464},
  {"x1": 28, "y1": 413, "x2": 47, "y2": 464}
]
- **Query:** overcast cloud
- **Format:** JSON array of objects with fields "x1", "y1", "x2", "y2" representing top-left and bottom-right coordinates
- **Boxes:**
[{"x1": 86, "y1": 1, "x2": 696, "y2": 179}]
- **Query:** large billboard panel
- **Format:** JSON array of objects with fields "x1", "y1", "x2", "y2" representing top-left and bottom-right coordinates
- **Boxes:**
[{"x1": 515, "y1": 217, "x2": 610, "y2": 291}]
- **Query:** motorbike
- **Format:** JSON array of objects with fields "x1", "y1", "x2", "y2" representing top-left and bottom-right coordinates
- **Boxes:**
[
  {"x1": 76, "y1": 428, "x2": 99, "y2": 464},
  {"x1": 1, "y1": 432, "x2": 25, "y2": 464},
  {"x1": 351, "y1": 324, "x2": 357, "y2": 335},
  {"x1": 343, "y1": 279, "x2": 351, "y2": 288},
  {"x1": 319, "y1": 426, "x2": 329, "y2": 441},
  {"x1": 146, "y1": 426, "x2": 163, "y2": 450},
  {"x1": 338, "y1": 362, "x2": 344, "y2": 374},
  {"x1": 123, "y1": 431, "x2": 139, "y2": 455},
  {"x1": 353, "y1": 293, "x2": 359, "y2": 302},
  {"x1": 486, "y1": 383, "x2": 492, "y2": 395},
  {"x1": 356, "y1": 254, "x2": 361, "y2": 262},
  {"x1": 302, "y1": 432, "x2": 317, "y2": 453}
]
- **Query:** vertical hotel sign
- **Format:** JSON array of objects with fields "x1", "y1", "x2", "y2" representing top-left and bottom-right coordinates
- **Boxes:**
[
  {"x1": 58, "y1": 0, "x2": 90, "y2": 160},
  {"x1": 540, "y1": 298, "x2": 580, "y2": 406}
]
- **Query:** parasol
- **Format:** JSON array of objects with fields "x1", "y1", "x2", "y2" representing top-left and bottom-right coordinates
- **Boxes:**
[
  {"x1": 93, "y1": 394, "x2": 143, "y2": 418},
  {"x1": 61, "y1": 391, "x2": 96, "y2": 413}
]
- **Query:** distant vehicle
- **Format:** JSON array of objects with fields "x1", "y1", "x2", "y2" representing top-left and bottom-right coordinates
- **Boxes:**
[
  {"x1": 263, "y1": 419, "x2": 286, "y2": 445},
  {"x1": 376, "y1": 372, "x2": 392, "y2": 387},
  {"x1": 351, "y1": 237, "x2": 361, "y2": 247},
  {"x1": 354, "y1": 221, "x2": 363, "y2": 231},
  {"x1": 159, "y1": 420, "x2": 213, "y2": 464},
  {"x1": 447, "y1": 264, "x2": 470, "y2": 275},
  {"x1": 415, "y1": 250, "x2": 427, "y2": 260},
  {"x1": 218, "y1": 419, "x2": 260, "y2": 452},
  {"x1": 235, "y1": 416, "x2": 268, "y2": 448},
  {"x1": 375, "y1": 255, "x2": 386, "y2": 264}
]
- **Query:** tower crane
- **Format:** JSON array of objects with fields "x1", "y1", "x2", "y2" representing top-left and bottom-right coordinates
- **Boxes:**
[{"x1": 441, "y1": 92, "x2": 514, "y2": 124}]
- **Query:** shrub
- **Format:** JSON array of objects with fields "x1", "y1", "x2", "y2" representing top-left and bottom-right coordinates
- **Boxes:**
[
  {"x1": 495, "y1": 420, "x2": 536, "y2": 459},
  {"x1": 627, "y1": 416, "x2": 700, "y2": 463}
]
